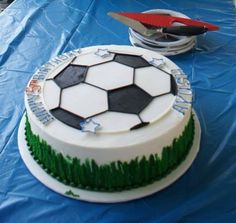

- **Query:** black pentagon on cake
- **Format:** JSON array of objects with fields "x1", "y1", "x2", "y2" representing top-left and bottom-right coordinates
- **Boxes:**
[
  {"x1": 108, "y1": 85, "x2": 153, "y2": 114},
  {"x1": 50, "y1": 107, "x2": 84, "y2": 130},
  {"x1": 54, "y1": 65, "x2": 88, "y2": 89},
  {"x1": 170, "y1": 74, "x2": 178, "y2": 96},
  {"x1": 114, "y1": 54, "x2": 150, "y2": 68}
]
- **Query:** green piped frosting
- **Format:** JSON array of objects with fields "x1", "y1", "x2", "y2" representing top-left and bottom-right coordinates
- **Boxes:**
[
  {"x1": 65, "y1": 190, "x2": 80, "y2": 198},
  {"x1": 25, "y1": 114, "x2": 195, "y2": 192}
]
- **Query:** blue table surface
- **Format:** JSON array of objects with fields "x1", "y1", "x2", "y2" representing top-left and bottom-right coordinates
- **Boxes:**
[{"x1": 1, "y1": 0, "x2": 236, "y2": 222}]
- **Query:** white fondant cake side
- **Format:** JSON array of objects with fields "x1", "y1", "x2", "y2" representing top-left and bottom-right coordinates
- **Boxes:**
[{"x1": 25, "y1": 45, "x2": 192, "y2": 165}]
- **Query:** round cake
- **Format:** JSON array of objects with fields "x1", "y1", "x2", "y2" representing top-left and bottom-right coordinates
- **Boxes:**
[{"x1": 24, "y1": 45, "x2": 194, "y2": 194}]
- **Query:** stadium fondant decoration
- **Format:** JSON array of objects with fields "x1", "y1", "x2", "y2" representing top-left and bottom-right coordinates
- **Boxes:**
[{"x1": 18, "y1": 45, "x2": 201, "y2": 203}]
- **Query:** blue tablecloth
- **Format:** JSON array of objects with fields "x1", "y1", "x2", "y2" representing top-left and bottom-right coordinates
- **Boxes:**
[{"x1": 1, "y1": 0, "x2": 236, "y2": 222}]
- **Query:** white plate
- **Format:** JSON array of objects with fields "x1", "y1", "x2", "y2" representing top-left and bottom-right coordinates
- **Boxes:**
[
  {"x1": 18, "y1": 111, "x2": 201, "y2": 203},
  {"x1": 128, "y1": 9, "x2": 196, "y2": 56},
  {"x1": 129, "y1": 29, "x2": 196, "y2": 49},
  {"x1": 129, "y1": 35, "x2": 196, "y2": 56}
]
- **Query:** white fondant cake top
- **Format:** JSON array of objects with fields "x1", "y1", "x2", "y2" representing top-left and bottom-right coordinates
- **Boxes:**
[{"x1": 25, "y1": 45, "x2": 192, "y2": 135}]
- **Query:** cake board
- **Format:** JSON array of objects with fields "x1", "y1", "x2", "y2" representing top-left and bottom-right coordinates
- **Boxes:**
[{"x1": 18, "y1": 110, "x2": 201, "y2": 203}]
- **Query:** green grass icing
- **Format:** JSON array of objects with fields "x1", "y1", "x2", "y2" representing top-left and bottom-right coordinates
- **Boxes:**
[
  {"x1": 65, "y1": 190, "x2": 80, "y2": 198},
  {"x1": 25, "y1": 114, "x2": 195, "y2": 192}
]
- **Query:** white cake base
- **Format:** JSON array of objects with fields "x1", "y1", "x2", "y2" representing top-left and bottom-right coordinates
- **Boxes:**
[{"x1": 18, "y1": 111, "x2": 201, "y2": 203}]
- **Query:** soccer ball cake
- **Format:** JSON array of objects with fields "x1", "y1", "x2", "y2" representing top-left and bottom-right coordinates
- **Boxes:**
[{"x1": 23, "y1": 45, "x2": 195, "y2": 200}]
